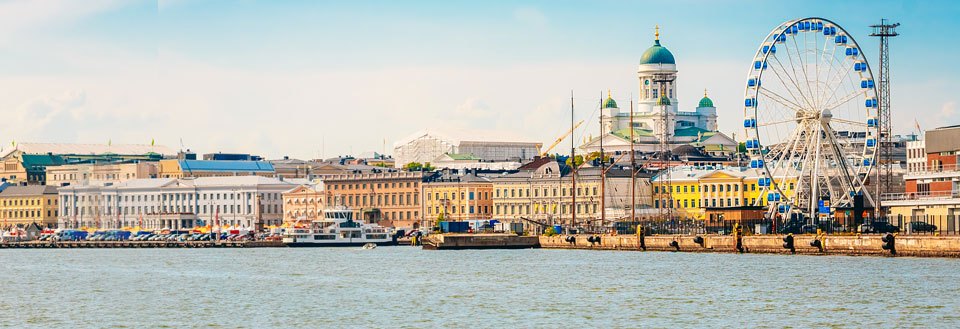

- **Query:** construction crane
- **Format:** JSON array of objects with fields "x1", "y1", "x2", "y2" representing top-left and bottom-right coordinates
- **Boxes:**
[{"x1": 541, "y1": 120, "x2": 584, "y2": 156}]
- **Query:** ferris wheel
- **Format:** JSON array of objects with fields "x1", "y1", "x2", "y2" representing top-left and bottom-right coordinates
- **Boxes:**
[{"x1": 742, "y1": 17, "x2": 880, "y2": 219}]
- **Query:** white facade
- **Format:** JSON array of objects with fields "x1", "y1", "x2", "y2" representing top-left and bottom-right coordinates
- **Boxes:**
[
  {"x1": 57, "y1": 176, "x2": 295, "y2": 230},
  {"x1": 907, "y1": 140, "x2": 926, "y2": 173},
  {"x1": 393, "y1": 131, "x2": 541, "y2": 169}
]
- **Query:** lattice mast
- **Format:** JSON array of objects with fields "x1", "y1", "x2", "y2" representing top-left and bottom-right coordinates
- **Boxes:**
[
  {"x1": 653, "y1": 71, "x2": 674, "y2": 222},
  {"x1": 870, "y1": 19, "x2": 898, "y2": 217}
]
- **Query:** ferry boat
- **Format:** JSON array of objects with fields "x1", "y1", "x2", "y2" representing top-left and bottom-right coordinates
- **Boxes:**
[{"x1": 282, "y1": 205, "x2": 397, "y2": 247}]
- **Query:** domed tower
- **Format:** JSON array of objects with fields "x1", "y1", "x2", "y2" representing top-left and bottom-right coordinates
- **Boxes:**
[
  {"x1": 601, "y1": 90, "x2": 620, "y2": 133},
  {"x1": 696, "y1": 89, "x2": 718, "y2": 131},
  {"x1": 638, "y1": 25, "x2": 677, "y2": 114}
]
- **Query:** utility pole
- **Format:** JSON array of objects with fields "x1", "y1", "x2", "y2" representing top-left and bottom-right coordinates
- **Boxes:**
[{"x1": 870, "y1": 19, "x2": 899, "y2": 219}]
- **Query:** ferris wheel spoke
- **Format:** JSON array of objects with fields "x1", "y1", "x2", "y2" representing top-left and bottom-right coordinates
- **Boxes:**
[
  {"x1": 774, "y1": 43, "x2": 815, "y2": 109},
  {"x1": 768, "y1": 57, "x2": 813, "y2": 109},
  {"x1": 819, "y1": 58, "x2": 856, "y2": 107},
  {"x1": 823, "y1": 89, "x2": 863, "y2": 111},
  {"x1": 791, "y1": 31, "x2": 816, "y2": 108},
  {"x1": 829, "y1": 117, "x2": 865, "y2": 126},
  {"x1": 758, "y1": 87, "x2": 805, "y2": 112},
  {"x1": 758, "y1": 118, "x2": 800, "y2": 127},
  {"x1": 815, "y1": 44, "x2": 843, "y2": 108}
]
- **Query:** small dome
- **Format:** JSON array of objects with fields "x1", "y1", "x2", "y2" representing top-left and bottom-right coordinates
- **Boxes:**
[
  {"x1": 639, "y1": 39, "x2": 675, "y2": 65},
  {"x1": 672, "y1": 144, "x2": 705, "y2": 157},
  {"x1": 698, "y1": 89, "x2": 714, "y2": 107},
  {"x1": 603, "y1": 90, "x2": 618, "y2": 109},
  {"x1": 657, "y1": 94, "x2": 671, "y2": 106}
]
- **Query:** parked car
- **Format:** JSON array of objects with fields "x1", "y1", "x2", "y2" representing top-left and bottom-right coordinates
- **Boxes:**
[
  {"x1": 860, "y1": 221, "x2": 900, "y2": 234},
  {"x1": 779, "y1": 219, "x2": 818, "y2": 234},
  {"x1": 909, "y1": 221, "x2": 937, "y2": 233}
]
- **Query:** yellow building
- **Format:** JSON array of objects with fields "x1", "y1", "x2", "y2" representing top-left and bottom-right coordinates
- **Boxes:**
[
  {"x1": 492, "y1": 158, "x2": 652, "y2": 228},
  {"x1": 0, "y1": 186, "x2": 59, "y2": 228},
  {"x1": 281, "y1": 184, "x2": 325, "y2": 224},
  {"x1": 653, "y1": 166, "x2": 797, "y2": 220},
  {"x1": 423, "y1": 172, "x2": 494, "y2": 224}
]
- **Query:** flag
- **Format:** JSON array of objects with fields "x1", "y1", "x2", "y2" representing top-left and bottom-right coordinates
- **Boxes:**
[
  {"x1": 914, "y1": 119, "x2": 921, "y2": 133},
  {"x1": 150, "y1": 138, "x2": 155, "y2": 146}
]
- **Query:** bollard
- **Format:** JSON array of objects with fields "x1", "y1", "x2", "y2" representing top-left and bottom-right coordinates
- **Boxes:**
[
  {"x1": 782, "y1": 233, "x2": 795, "y2": 254},
  {"x1": 881, "y1": 233, "x2": 896, "y2": 255},
  {"x1": 693, "y1": 236, "x2": 704, "y2": 247},
  {"x1": 637, "y1": 226, "x2": 646, "y2": 251},
  {"x1": 669, "y1": 240, "x2": 680, "y2": 251}
]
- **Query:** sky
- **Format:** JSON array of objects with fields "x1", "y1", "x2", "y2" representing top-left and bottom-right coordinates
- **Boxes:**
[{"x1": 0, "y1": 0, "x2": 957, "y2": 160}]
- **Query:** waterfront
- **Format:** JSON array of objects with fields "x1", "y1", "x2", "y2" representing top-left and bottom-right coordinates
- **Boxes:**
[{"x1": 1, "y1": 248, "x2": 958, "y2": 328}]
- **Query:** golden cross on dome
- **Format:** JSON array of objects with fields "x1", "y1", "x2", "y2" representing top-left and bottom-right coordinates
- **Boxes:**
[
  {"x1": 607, "y1": 89, "x2": 611, "y2": 98},
  {"x1": 704, "y1": 88, "x2": 708, "y2": 97},
  {"x1": 655, "y1": 25, "x2": 660, "y2": 41}
]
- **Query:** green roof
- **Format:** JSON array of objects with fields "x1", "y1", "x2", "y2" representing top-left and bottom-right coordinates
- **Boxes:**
[
  {"x1": 639, "y1": 39, "x2": 676, "y2": 65},
  {"x1": 698, "y1": 96, "x2": 714, "y2": 108},
  {"x1": 21, "y1": 154, "x2": 65, "y2": 168},
  {"x1": 603, "y1": 96, "x2": 618, "y2": 109},
  {"x1": 612, "y1": 128, "x2": 655, "y2": 140},
  {"x1": 673, "y1": 127, "x2": 709, "y2": 137},
  {"x1": 445, "y1": 153, "x2": 480, "y2": 161}
]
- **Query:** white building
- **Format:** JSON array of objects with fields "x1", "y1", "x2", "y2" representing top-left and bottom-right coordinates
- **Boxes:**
[
  {"x1": 393, "y1": 130, "x2": 541, "y2": 169},
  {"x1": 57, "y1": 176, "x2": 295, "y2": 230},
  {"x1": 906, "y1": 139, "x2": 926, "y2": 173},
  {"x1": 581, "y1": 28, "x2": 736, "y2": 155}
]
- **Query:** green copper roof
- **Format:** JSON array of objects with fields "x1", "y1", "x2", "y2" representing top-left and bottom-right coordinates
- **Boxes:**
[
  {"x1": 673, "y1": 127, "x2": 709, "y2": 137},
  {"x1": 639, "y1": 39, "x2": 676, "y2": 65},
  {"x1": 603, "y1": 96, "x2": 618, "y2": 109},
  {"x1": 612, "y1": 127, "x2": 655, "y2": 140},
  {"x1": 698, "y1": 96, "x2": 714, "y2": 108},
  {"x1": 445, "y1": 153, "x2": 480, "y2": 161}
]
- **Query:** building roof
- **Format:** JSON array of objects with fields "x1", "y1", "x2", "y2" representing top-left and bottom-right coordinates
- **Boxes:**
[
  {"x1": 179, "y1": 160, "x2": 275, "y2": 173},
  {"x1": 699, "y1": 95, "x2": 714, "y2": 108},
  {"x1": 517, "y1": 157, "x2": 554, "y2": 171},
  {"x1": 639, "y1": 39, "x2": 676, "y2": 65},
  {"x1": 443, "y1": 153, "x2": 481, "y2": 161},
  {"x1": 1, "y1": 143, "x2": 175, "y2": 158},
  {"x1": 21, "y1": 154, "x2": 66, "y2": 168},
  {"x1": 0, "y1": 185, "x2": 59, "y2": 196}
]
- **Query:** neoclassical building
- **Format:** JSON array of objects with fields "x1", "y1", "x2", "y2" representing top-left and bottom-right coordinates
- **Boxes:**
[{"x1": 582, "y1": 28, "x2": 737, "y2": 155}]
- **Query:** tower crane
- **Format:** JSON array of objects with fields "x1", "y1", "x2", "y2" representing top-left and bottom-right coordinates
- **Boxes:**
[{"x1": 541, "y1": 120, "x2": 584, "y2": 156}]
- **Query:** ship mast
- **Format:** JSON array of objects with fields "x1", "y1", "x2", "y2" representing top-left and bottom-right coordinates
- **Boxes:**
[
  {"x1": 570, "y1": 91, "x2": 577, "y2": 230},
  {"x1": 599, "y1": 91, "x2": 606, "y2": 230},
  {"x1": 630, "y1": 94, "x2": 636, "y2": 222}
]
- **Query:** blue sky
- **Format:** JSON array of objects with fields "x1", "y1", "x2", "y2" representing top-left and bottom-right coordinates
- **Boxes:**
[{"x1": 0, "y1": 0, "x2": 956, "y2": 159}]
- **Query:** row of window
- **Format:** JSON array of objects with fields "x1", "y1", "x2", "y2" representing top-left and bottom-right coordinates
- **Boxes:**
[
  {"x1": 0, "y1": 210, "x2": 57, "y2": 218},
  {"x1": 0, "y1": 198, "x2": 56, "y2": 207},
  {"x1": 426, "y1": 191, "x2": 485, "y2": 201},
  {"x1": 65, "y1": 203, "x2": 281, "y2": 217},
  {"x1": 654, "y1": 197, "x2": 768, "y2": 208},
  {"x1": 656, "y1": 182, "x2": 795, "y2": 194},
  {"x1": 495, "y1": 186, "x2": 599, "y2": 199},
  {"x1": 328, "y1": 181, "x2": 418, "y2": 191},
  {"x1": 493, "y1": 203, "x2": 598, "y2": 216},
  {"x1": 427, "y1": 205, "x2": 486, "y2": 215},
  {"x1": 333, "y1": 193, "x2": 419, "y2": 208}
]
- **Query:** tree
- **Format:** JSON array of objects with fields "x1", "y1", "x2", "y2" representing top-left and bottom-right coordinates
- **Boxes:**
[
  {"x1": 423, "y1": 162, "x2": 435, "y2": 171},
  {"x1": 565, "y1": 155, "x2": 584, "y2": 167},
  {"x1": 403, "y1": 162, "x2": 423, "y2": 171}
]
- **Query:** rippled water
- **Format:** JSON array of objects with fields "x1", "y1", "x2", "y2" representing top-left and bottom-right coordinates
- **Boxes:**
[{"x1": 1, "y1": 247, "x2": 958, "y2": 328}]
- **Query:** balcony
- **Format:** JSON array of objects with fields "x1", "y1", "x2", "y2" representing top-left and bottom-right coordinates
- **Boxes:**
[
  {"x1": 905, "y1": 164, "x2": 960, "y2": 179},
  {"x1": 881, "y1": 190, "x2": 960, "y2": 206}
]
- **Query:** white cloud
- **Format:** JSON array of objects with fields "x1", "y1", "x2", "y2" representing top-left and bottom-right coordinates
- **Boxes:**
[
  {"x1": 939, "y1": 101, "x2": 956, "y2": 119},
  {"x1": 0, "y1": 0, "x2": 126, "y2": 45}
]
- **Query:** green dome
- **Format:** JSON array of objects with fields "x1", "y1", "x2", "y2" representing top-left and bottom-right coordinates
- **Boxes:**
[
  {"x1": 639, "y1": 39, "x2": 675, "y2": 65},
  {"x1": 657, "y1": 94, "x2": 671, "y2": 106},
  {"x1": 698, "y1": 96, "x2": 714, "y2": 108},
  {"x1": 603, "y1": 91, "x2": 618, "y2": 108}
]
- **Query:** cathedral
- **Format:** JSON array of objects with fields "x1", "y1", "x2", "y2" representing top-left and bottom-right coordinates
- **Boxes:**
[{"x1": 580, "y1": 28, "x2": 737, "y2": 156}]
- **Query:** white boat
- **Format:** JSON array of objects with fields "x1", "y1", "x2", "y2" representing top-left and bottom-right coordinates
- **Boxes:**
[{"x1": 282, "y1": 205, "x2": 397, "y2": 247}]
